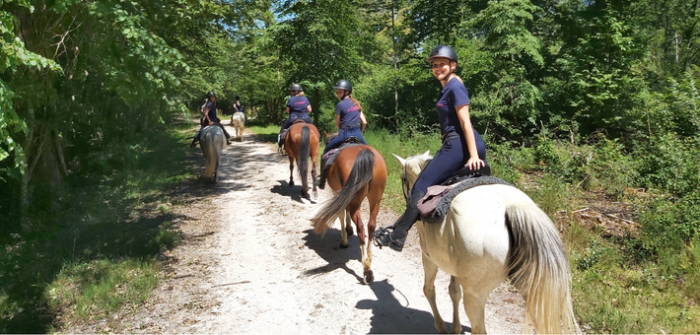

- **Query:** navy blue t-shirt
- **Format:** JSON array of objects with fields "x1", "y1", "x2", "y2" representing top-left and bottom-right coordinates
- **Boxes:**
[
  {"x1": 436, "y1": 77, "x2": 470, "y2": 135},
  {"x1": 336, "y1": 98, "x2": 361, "y2": 128},
  {"x1": 287, "y1": 96, "x2": 310, "y2": 115},
  {"x1": 206, "y1": 101, "x2": 219, "y2": 122},
  {"x1": 234, "y1": 102, "x2": 244, "y2": 113}
]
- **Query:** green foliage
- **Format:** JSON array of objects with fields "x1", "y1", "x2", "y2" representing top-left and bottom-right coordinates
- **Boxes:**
[{"x1": 0, "y1": 121, "x2": 194, "y2": 332}]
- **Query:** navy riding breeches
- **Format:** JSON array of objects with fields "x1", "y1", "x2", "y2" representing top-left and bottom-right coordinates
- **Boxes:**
[
  {"x1": 280, "y1": 113, "x2": 312, "y2": 133},
  {"x1": 412, "y1": 132, "x2": 486, "y2": 196},
  {"x1": 323, "y1": 127, "x2": 366, "y2": 154}
]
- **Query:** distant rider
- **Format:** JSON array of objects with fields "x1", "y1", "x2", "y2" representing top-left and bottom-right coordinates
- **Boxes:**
[
  {"x1": 190, "y1": 91, "x2": 232, "y2": 147},
  {"x1": 278, "y1": 83, "x2": 313, "y2": 148}
]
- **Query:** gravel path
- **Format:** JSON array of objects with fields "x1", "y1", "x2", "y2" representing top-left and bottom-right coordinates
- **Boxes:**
[{"x1": 92, "y1": 122, "x2": 528, "y2": 334}]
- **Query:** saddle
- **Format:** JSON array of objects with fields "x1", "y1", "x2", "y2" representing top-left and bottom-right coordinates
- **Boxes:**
[
  {"x1": 317, "y1": 137, "x2": 365, "y2": 189},
  {"x1": 278, "y1": 120, "x2": 308, "y2": 147},
  {"x1": 416, "y1": 165, "x2": 511, "y2": 224}
]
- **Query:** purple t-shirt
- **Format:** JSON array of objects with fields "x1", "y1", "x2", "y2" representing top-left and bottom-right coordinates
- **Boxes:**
[
  {"x1": 436, "y1": 77, "x2": 470, "y2": 135},
  {"x1": 336, "y1": 98, "x2": 361, "y2": 128},
  {"x1": 287, "y1": 96, "x2": 310, "y2": 115},
  {"x1": 206, "y1": 101, "x2": 219, "y2": 123}
]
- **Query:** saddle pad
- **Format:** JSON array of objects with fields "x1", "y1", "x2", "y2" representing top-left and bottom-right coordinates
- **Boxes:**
[
  {"x1": 418, "y1": 175, "x2": 511, "y2": 224},
  {"x1": 322, "y1": 142, "x2": 364, "y2": 171}
]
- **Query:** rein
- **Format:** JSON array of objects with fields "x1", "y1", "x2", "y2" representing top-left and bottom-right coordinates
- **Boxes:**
[{"x1": 400, "y1": 160, "x2": 411, "y2": 203}]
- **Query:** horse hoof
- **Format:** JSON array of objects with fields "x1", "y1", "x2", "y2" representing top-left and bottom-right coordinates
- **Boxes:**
[
  {"x1": 339, "y1": 242, "x2": 349, "y2": 249},
  {"x1": 364, "y1": 270, "x2": 374, "y2": 284},
  {"x1": 289, "y1": 181, "x2": 295, "y2": 186}
]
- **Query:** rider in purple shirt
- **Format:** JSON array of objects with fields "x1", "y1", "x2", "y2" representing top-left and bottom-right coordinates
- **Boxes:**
[
  {"x1": 374, "y1": 45, "x2": 488, "y2": 252},
  {"x1": 322, "y1": 79, "x2": 368, "y2": 155},
  {"x1": 190, "y1": 91, "x2": 232, "y2": 147},
  {"x1": 279, "y1": 83, "x2": 313, "y2": 147}
]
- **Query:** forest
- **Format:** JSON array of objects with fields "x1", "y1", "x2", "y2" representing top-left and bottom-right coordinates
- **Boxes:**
[{"x1": 2, "y1": 0, "x2": 700, "y2": 333}]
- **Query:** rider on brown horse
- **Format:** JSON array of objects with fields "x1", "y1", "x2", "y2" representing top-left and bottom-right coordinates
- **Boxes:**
[
  {"x1": 322, "y1": 79, "x2": 368, "y2": 155},
  {"x1": 279, "y1": 83, "x2": 313, "y2": 148}
]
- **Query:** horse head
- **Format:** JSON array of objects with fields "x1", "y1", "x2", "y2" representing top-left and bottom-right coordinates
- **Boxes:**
[{"x1": 392, "y1": 150, "x2": 431, "y2": 193}]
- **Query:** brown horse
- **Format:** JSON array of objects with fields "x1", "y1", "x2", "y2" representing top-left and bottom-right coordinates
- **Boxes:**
[
  {"x1": 284, "y1": 122, "x2": 320, "y2": 200},
  {"x1": 310, "y1": 139, "x2": 387, "y2": 284}
]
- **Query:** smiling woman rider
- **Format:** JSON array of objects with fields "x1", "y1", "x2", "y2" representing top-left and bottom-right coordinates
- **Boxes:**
[{"x1": 373, "y1": 45, "x2": 489, "y2": 252}]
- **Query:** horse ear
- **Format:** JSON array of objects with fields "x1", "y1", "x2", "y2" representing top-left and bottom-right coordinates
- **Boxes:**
[
  {"x1": 323, "y1": 131, "x2": 329, "y2": 137},
  {"x1": 422, "y1": 150, "x2": 430, "y2": 157},
  {"x1": 392, "y1": 153, "x2": 406, "y2": 166}
]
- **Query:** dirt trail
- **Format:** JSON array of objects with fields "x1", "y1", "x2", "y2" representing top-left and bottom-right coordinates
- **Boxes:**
[{"x1": 112, "y1": 122, "x2": 527, "y2": 334}]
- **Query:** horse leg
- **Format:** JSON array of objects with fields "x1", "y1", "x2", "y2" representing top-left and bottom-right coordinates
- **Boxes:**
[
  {"x1": 338, "y1": 211, "x2": 349, "y2": 249},
  {"x1": 345, "y1": 211, "x2": 353, "y2": 236},
  {"x1": 423, "y1": 253, "x2": 447, "y2": 333},
  {"x1": 310, "y1": 151, "x2": 318, "y2": 200},
  {"x1": 288, "y1": 155, "x2": 295, "y2": 186},
  {"x1": 449, "y1": 276, "x2": 463, "y2": 334},
  {"x1": 349, "y1": 205, "x2": 373, "y2": 284},
  {"x1": 461, "y1": 288, "x2": 488, "y2": 334}
]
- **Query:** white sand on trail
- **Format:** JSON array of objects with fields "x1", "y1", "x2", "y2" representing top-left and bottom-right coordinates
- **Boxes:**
[{"x1": 113, "y1": 122, "x2": 528, "y2": 334}]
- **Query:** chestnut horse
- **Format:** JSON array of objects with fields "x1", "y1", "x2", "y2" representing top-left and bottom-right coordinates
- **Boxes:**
[
  {"x1": 284, "y1": 122, "x2": 320, "y2": 200},
  {"x1": 310, "y1": 142, "x2": 387, "y2": 284}
]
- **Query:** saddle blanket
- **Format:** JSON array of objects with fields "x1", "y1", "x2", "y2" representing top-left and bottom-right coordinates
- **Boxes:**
[{"x1": 417, "y1": 175, "x2": 511, "y2": 224}]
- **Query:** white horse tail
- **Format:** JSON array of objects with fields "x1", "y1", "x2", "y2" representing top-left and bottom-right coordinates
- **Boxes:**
[
  {"x1": 201, "y1": 126, "x2": 225, "y2": 183},
  {"x1": 505, "y1": 201, "x2": 578, "y2": 334}
]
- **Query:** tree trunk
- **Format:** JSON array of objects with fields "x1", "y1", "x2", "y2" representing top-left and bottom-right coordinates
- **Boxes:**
[
  {"x1": 391, "y1": 0, "x2": 399, "y2": 129},
  {"x1": 312, "y1": 87, "x2": 320, "y2": 125}
]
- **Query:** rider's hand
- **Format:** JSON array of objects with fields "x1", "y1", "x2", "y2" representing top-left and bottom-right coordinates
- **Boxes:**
[{"x1": 466, "y1": 157, "x2": 484, "y2": 170}]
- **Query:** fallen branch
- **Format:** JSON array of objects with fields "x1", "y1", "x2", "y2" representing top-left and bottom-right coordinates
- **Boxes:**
[
  {"x1": 212, "y1": 280, "x2": 250, "y2": 288},
  {"x1": 573, "y1": 207, "x2": 589, "y2": 213}
]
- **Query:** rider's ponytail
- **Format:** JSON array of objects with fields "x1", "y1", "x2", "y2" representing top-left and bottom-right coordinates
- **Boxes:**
[{"x1": 348, "y1": 95, "x2": 363, "y2": 112}]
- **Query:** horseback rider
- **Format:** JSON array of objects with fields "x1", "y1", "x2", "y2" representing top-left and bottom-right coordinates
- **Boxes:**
[
  {"x1": 322, "y1": 79, "x2": 368, "y2": 155},
  {"x1": 278, "y1": 83, "x2": 313, "y2": 148},
  {"x1": 374, "y1": 45, "x2": 488, "y2": 252},
  {"x1": 190, "y1": 91, "x2": 232, "y2": 147},
  {"x1": 232, "y1": 95, "x2": 246, "y2": 122}
]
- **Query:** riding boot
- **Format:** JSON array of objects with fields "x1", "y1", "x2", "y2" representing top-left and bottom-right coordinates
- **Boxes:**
[
  {"x1": 190, "y1": 131, "x2": 201, "y2": 148},
  {"x1": 374, "y1": 190, "x2": 425, "y2": 252}
]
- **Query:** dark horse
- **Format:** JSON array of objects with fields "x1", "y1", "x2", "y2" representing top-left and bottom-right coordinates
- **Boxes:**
[
  {"x1": 310, "y1": 135, "x2": 387, "y2": 284},
  {"x1": 284, "y1": 121, "x2": 320, "y2": 200}
]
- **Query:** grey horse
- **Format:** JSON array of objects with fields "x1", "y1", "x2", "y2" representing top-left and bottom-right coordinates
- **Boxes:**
[{"x1": 200, "y1": 125, "x2": 226, "y2": 183}]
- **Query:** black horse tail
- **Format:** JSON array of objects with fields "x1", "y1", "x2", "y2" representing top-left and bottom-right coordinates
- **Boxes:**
[
  {"x1": 311, "y1": 149, "x2": 374, "y2": 235},
  {"x1": 299, "y1": 125, "x2": 310, "y2": 195}
]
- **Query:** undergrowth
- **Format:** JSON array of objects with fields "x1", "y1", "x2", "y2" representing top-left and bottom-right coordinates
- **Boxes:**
[{"x1": 0, "y1": 120, "x2": 195, "y2": 333}]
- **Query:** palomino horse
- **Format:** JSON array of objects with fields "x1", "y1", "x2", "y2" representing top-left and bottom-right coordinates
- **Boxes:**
[
  {"x1": 283, "y1": 122, "x2": 320, "y2": 200},
  {"x1": 393, "y1": 151, "x2": 578, "y2": 334},
  {"x1": 230, "y1": 112, "x2": 245, "y2": 141},
  {"x1": 310, "y1": 141, "x2": 387, "y2": 284},
  {"x1": 200, "y1": 125, "x2": 226, "y2": 183}
]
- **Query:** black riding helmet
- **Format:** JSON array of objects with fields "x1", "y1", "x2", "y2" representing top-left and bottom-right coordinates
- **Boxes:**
[
  {"x1": 333, "y1": 79, "x2": 353, "y2": 93},
  {"x1": 288, "y1": 83, "x2": 303, "y2": 92},
  {"x1": 427, "y1": 45, "x2": 458, "y2": 64},
  {"x1": 207, "y1": 91, "x2": 216, "y2": 98}
]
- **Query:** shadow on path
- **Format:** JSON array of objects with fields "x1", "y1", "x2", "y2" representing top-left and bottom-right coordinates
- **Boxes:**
[
  {"x1": 301, "y1": 228, "x2": 364, "y2": 284},
  {"x1": 358, "y1": 279, "x2": 471, "y2": 334}
]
